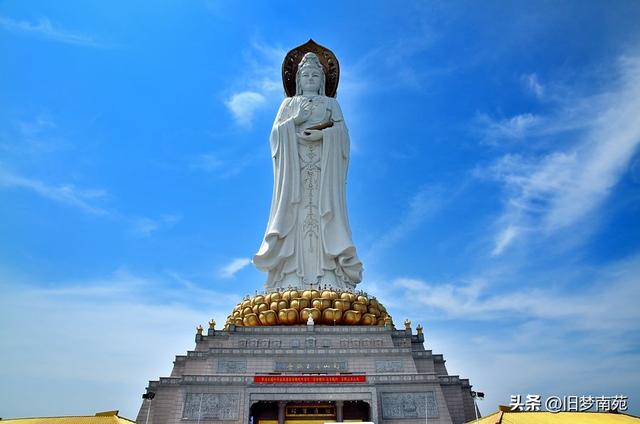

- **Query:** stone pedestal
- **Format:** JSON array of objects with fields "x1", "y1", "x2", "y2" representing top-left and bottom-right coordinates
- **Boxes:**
[{"x1": 136, "y1": 325, "x2": 478, "y2": 424}]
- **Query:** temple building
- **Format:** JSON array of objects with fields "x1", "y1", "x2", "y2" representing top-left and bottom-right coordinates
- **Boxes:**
[{"x1": 136, "y1": 289, "x2": 479, "y2": 424}]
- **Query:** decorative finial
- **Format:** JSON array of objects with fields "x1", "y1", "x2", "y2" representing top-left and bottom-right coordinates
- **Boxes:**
[
  {"x1": 416, "y1": 324, "x2": 423, "y2": 334},
  {"x1": 404, "y1": 319, "x2": 411, "y2": 331},
  {"x1": 196, "y1": 325, "x2": 204, "y2": 335},
  {"x1": 384, "y1": 316, "x2": 393, "y2": 327},
  {"x1": 209, "y1": 319, "x2": 216, "y2": 330}
]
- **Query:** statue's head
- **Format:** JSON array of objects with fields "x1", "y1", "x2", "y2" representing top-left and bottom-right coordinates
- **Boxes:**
[{"x1": 296, "y1": 52, "x2": 326, "y2": 96}]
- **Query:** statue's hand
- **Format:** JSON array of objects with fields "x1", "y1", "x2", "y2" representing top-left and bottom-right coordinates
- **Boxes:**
[
  {"x1": 293, "y1": 99, "x2": 312, "y2": 125},
  {"x1": 299, "y1": 129, "x2": 323, "y2": 142}
]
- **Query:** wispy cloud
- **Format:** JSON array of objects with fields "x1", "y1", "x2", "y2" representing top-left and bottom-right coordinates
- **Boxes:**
[
  {"x1": 218, "y1": 257, "x2": 252, "y2": 278},
  {"x1": 397, "y1": 274, "x2": 626, "y2": 325},
  {"x1": 491, "y1": 224, "x2": 520, "y2": 256},
  {"x1": 225, "y1": 91, "x2": 266, "y2": 127},
  {"x1": 482, "y1": 54, "x2": 640, "y2": 254},
  {"x1": 474, "y1": 112, "x2": 541, "y2": 142},
  {"x1": 391, "y1": 254, "x2": 640, "y2": 414},
  {"x1": 188, "y1": 153, "x2": 224, "y2": 172},
  {"x1": 365, "y1": 186, "x2": 444, "y2": 260},
  {"x1": 0, "y1": 16, "x2": 107, "y2": 48},
  {"x1": 131, "y1": 214, "x2": 181, "y2": 237},
  {"x1": 393, "y1": 252, "x2": 640, "y2": 336},
  {"x1": 0, "y1": 168, "x2": 182, "y2": 235},
  {"x1": 0, "y1": 115, "x2": 71, "y2": 159},
  {"x1": 522, "y1": 73, "x2": 545, "y2": 99},
  {"x1": 186, "y1": 150, "x2": 256, "y2": 179},
  {"x1": 17, "y1": 115, "x2": 56, "y2": 136},
  {"x1": 0, "y1": 167, "x2": 109, "y2": 216},
  {"x1": 343, "y1": 14, "x2": 451, "y2": 94},
  {"x1": 224, "y1": 41, "x2": 285, "y2": 127},
  {"x1": 0, "y1": 268, "x2": 241, "y2": 418}
]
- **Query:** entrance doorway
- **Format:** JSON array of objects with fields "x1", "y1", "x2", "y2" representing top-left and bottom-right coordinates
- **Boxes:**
[{"x1": 250, "y1": 400, "x2": 369, "y2": 424}]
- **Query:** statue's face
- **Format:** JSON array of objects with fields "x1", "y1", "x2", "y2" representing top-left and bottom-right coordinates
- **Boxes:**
[{"x1": 299, "y1": 66, "x2": 322, "y2": 94}]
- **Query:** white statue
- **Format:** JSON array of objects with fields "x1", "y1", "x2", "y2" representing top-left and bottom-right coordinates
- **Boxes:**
[{"x1": 253, "y1": 50, "x2": 362, "y2": 291}]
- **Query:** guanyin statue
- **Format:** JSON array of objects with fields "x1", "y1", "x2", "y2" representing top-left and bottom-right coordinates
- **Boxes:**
[{"x1": 253, "y1": 41, "x2": 362, "y2": 291}]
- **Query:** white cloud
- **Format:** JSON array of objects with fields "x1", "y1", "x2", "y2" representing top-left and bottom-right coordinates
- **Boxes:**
[
  {"x1": 0, "y1": 115, "x2": 65, "y2": 157},
  {"x1": 522, "y1": 73, "x2": 545, "y2": 98},
  {"x1": 365, "y1": 186, "x2": 444, "y2": 260},
  {"x1": 0, "y1": 168, "x2": 182, "y2": 235},
  {"x1": 475, "y1": 112, "x2": 541, "y2": 142},
  {"x1": 392, "y1": 253, "x2": 640, "y2": 331},
  {"x1": 18, "y1": 115, "x2": 56, "y2": 135},
  {"x1": 225, "y1": 91, "x2": 266, "y2": 127},
  {"x1": 0, "y1": 168, "x2": 109, "y2": 215},
  {"x1": 390, "y1": 255, "x2": 640, "y2": 415},
  {"x1": 189, "y1": 153, "x2": 224, "y2": 172},
  {"x1": 343, "y1": 17, "x2": 447, "y2": 93},
  {"x1": 486, "y1": 54, "x2": 640, "y2": 254},
  {"x1": 223, "y1": 41, "x2": 286, "y2": 127},
  {"x1": 131, "y1": 214, "x2": 181, "y2": 237},
  {"x1": 218, "y1": 257, "x2": 252, "y2": 278},
  {"x1": 0, "y1": 16, "x2": 106, "y2": 47},
  {"x1": 491, "y1": 224, "x2": 520, "y2": 256},
  {"x1": 0, "y1": 268, "x2": 240, "y2": 419}
]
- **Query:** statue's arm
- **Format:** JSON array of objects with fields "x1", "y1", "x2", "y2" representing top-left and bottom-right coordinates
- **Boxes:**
[
  {"x1": 329, "y1": 97, "x2": 345, "y2": 123},
  {"x1": 328, "y1": 98, "x2": 349, "y2": 159},
  {"x1": 270, "y1": 97, "x2": 294, "y2": 157},
  {"x1": 275, "y1": 97, "x2": 294, "y2": 125}
]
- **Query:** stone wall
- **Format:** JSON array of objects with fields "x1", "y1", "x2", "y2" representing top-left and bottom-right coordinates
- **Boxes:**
[{"x1": 137, "y1": 325, "x2": 478, "y2": 424}]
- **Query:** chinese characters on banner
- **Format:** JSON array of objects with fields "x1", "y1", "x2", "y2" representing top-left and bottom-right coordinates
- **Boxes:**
[{"x1": 253, "y1": 375, "x2": 366, "y2": 384}]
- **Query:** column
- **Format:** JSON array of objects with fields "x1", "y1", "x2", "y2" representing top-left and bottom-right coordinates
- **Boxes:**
[
  {"x1": 335, "y1": 400, "x2": 344, "y2": 422},
  {"x1": 277, "y1": 401, "x2": 287, "y2": 424}
]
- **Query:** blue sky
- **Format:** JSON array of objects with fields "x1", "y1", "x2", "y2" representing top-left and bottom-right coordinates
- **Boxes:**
[{"x1": 1, "y1": 0, "x2": 640, "y2": 419}]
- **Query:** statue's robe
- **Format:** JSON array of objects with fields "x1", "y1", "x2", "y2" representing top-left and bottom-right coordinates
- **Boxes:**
[{"x1": 253, "y1": 95, "x2": 363, "y2": 290}]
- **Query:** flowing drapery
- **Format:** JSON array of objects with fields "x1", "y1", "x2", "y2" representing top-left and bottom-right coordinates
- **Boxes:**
[{"x1": 253, "y1": 96, "x2": 362, "y2": 289}]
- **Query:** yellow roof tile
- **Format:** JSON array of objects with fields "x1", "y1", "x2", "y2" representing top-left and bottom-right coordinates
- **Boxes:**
[
  {"x1": 1, "y1": 411, "x2": 135, "y2": 424},
  {"x1": 469, "y1": 411, "x2": 640, "y2": 424}
]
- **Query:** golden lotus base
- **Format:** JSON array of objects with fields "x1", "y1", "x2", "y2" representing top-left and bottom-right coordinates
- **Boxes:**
[{"x1": 224, "y1": 289, "x2": 393, "y2": 328}]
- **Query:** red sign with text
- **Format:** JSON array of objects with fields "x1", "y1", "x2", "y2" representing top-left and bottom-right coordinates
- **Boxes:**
[{"x1": 253, "y1": 375, "x2": 366, "y2": 384}]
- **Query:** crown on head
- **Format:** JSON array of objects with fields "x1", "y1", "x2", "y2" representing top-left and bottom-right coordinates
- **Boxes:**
[{"x1": 298, "y1": 52, "x2": 323, "y2": 72}]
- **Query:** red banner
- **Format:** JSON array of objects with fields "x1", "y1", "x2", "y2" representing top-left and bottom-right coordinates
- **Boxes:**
[{"x1": 254, "y1": 375, "x2": 366, "y2": 384}]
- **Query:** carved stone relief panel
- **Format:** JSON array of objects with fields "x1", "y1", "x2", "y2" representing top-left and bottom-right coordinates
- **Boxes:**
[
  {"x1": 217, "y1": 360, "x2": 247, "y2": 373},
  {"x1": 381, "y1": 392, "x2": 438, "y2": 419},
  {"x1": 182, "y1": 393, "x2": 240, "y2": 420},
  {"x1": 336, "y1": 338, "x2": 383, "y2": 348},
  {"x1": 375, "y1": 360, "x2": 403, "y2": 373}
]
